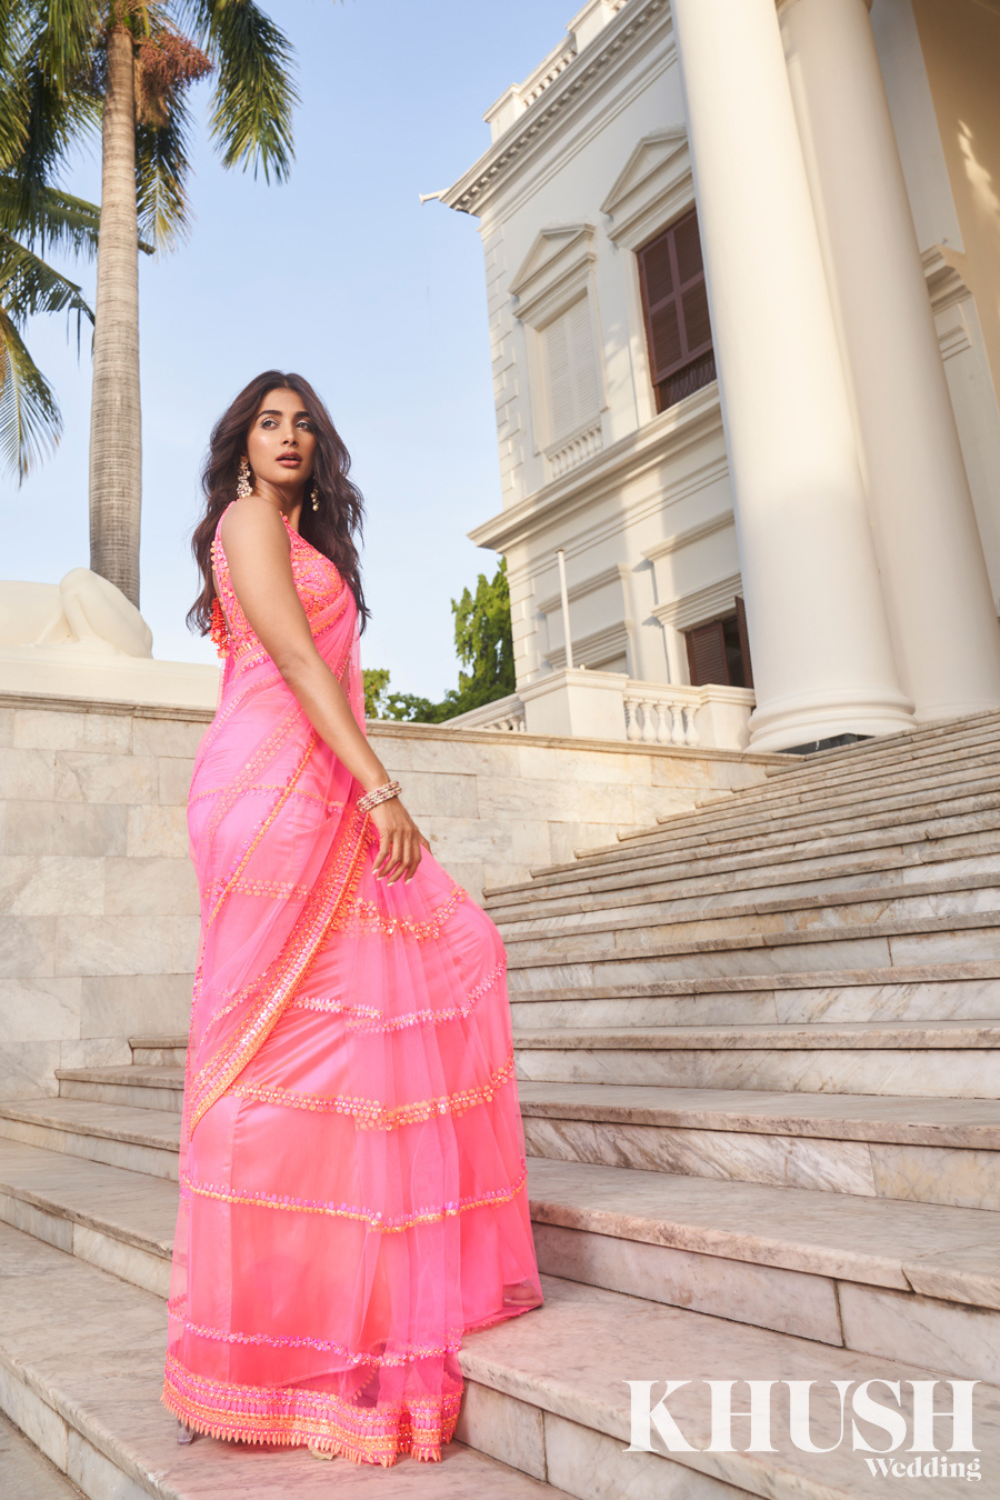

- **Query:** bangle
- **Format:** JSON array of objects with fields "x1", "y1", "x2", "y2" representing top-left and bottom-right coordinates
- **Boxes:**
[{"x1": 357, "y1": 779, "x2": 401, "y2": 814}]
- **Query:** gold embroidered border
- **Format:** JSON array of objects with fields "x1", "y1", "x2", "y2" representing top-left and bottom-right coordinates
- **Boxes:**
[
  {"x1": 181, "y1": 1158, "x2": 528, "y2": 1233},
  {"x1": 321, "y1": 882, "x2": 467, "y2": 942},
  {"x1": 187, "y1": 806, "x2": 371, "y2": 1135},
  {"x1": 206, "y1": 732, "x2": 317, "y2": 926},
  {"x1": 229, "y1": 1046, "x2": 516, "y2": 1129},
  {"x1": 167, "y1": 1303, "x2": 462, "y2": 1366},
  {"x1": 162, "y1": 1353, "x2": 460, "y2": 1465}
]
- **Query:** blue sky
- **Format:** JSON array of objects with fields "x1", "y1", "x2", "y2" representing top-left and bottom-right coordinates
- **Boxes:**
[{"x1": 3, "y1": 0, "x2": 573, "y2": 698}]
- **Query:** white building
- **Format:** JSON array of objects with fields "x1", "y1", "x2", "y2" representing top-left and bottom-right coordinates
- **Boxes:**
[{"x1": 442, "y1": 0, "x2": 1000, "y2": 754}]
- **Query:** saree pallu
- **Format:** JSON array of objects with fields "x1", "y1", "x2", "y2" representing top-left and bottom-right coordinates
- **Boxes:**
[{"x1": 162, "y1": 504, "x2": 543, "y2": 1464}]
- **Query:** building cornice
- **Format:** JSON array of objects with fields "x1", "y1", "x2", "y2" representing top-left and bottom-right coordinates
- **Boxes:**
[
  {"x1": 442, "y1": 0, "x2": 670, "y2": 218},
  {"x1": 643, "y1": 510, "x2": 735, "y2": 563},
  {"x1": 469, "y1": 380, "x2": 723, "y2": 553}
]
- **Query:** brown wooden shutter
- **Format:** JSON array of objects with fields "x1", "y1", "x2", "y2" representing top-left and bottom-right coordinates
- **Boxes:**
[
  {"x1": 686, "y1": 620, "x2": 728, "y2": 687},
  {"x1": 735, "y1": 596, "x2": 754, "y2": 690},
  {"x1": 638, "y1": 210, "x2": 714, "y2": 387}
]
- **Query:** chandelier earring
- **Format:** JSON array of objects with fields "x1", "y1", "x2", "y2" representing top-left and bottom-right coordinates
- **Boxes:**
[
  {"x1": 310, "y1": 479, "x2": 320, "y2": 512},
  {"x1": 236, "y1": 455, "x2": 252, "y2": 499}
]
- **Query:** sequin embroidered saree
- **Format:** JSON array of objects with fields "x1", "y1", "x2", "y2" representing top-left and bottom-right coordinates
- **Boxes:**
[{"x1": 162, "y1": 503, "x2": 542, "y2": 1463}]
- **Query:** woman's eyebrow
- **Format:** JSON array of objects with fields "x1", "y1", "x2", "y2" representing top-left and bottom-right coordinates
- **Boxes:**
[{"x1": 256, "y1": 409, "x2": 312, "y2": 420}]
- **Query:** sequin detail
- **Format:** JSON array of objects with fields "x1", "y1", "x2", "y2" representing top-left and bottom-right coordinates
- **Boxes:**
[
  {"x1": 323, "y1": 882, "x2": 467, "y2": 941},
  {"x1": 171, "y1": 1308, "x2": 462, "y2": 1366},
  {"x1": 230, "y1": 1047, "x2": 516, "y2": 1128},
  {"x1": 181, "y1": 1159, "x2": 528, "y2": 1233},
  {"x1": 287, "y1": 956, "x2": 507, "y2": 1033},
  {"x1": 186, "y1": 806, "x2": 370, "y2": 1135},
  {"x1": 162, "y1": 1354, "x2": 461, "y2": 1465}
]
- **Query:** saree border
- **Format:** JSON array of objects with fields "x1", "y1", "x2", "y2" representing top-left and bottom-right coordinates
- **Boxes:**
[{"x1": 186, "y1": 804, "x2": 372, "y2": 1136}]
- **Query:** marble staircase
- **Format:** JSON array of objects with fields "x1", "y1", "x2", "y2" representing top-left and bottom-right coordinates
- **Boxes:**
[{"x1": 1, "y1": 711, "x2": 1000, "y2": 1497}]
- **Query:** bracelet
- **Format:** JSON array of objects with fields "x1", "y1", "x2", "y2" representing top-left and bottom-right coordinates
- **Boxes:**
[{"x1": 357, "y1": 779, "x2": 402, "y2": 814}]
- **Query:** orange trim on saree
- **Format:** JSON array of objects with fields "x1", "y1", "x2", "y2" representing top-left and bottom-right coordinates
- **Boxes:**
[{"x1": 185, "y1": 804, "x2": 372, "y2": 1136}]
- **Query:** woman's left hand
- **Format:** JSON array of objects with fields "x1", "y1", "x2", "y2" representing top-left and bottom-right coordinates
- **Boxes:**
[{"x1": 369, "y1": 797, "x2": 430, "y2": 885}]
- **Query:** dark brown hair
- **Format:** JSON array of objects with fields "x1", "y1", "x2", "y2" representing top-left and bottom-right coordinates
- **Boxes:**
[{"x1": 187, "y1": 370, "x2": 368, "y2": 635}]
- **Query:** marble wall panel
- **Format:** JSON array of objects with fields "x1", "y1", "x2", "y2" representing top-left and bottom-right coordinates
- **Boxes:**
[
  {"x1": 157, "y1": 757, "x2": 195, "y2": 805},
  {"x1": 125, "y1": 805, "x2": 189, "y2": 859},
  {"x1": 67, "y1": 1430, "x2": 151, "y2": 1500},
  {"x1": 59, "y1": 1037, "x2": 131, "y2": 1069},
  {"x1": 53, "y1": 751, "x2": 158, "y2": 806},
  {"x1": 0, "y1": 917, "x2": 57, "y2": 978},
  {"x1": 80, "y1": 973, "x2": 193, "y2": 1040},
  {"x1": 104, "y1": 857, "x2": 199, "y2": 917},
  {"x1": 0, "y1": 1040, "x2": 61, "y2": 1098},
  {"x1": 129, "y1": 716, "x2": 207, "y2": 758},
  {"x1": 52, "y1": 915, "x2": 195, "y2": 977},
  {"x1": 0, "y1": 1361, "x2": 68, "y2": 1472},
  {"x1": 479, "y1": 776, "x2": 584, "y2": 822},
  {"x1": 0, "y1": 979, "x2": 80, "y2": 1043},
  {"x1": 391, "y1": 769, "x2": 480, "y2": 820},
  {"x1": 0, "y1": 747, "x2": 55, "y2": 800},
  {"x1": 12, "y1": 707, "x2": 131, "y2": 754},
  {"x1": 0, "y1": 707, "x2": 13, "y2": 746},
  {"x1": 5, "y1": 802, "x2": 127, "y2": 858},
  {"x1": 516, "y1": 744, "x2": 653, "y2": 786},
  {"x1": 0, "y1": 856, "x2": 104, "y2": 917}
]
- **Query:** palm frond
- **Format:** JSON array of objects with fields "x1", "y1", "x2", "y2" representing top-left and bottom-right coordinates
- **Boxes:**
[
  {"x1": 0, "y1": 230, "x2": 93, "y2": 350},
  {"x1": 35, "y1": 0, "x2": 102, "y2": 94},
  {"x1": 201, "y1": 0, "x2": 298, "y2": 183},
  {"x1": 0, "y1": 176, "x2": 100, "y2": 255},
  {"x1": 135, "y1": 98, "x2": 193, "y2": 250},
  {"x1": 0, "y1": 308, "x2": 62, "y2": 481}
]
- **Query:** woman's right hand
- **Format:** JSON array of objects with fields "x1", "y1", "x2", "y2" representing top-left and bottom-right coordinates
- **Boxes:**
[{"x1": 369, "y1": 796, "x2": 430, "y2": 885}]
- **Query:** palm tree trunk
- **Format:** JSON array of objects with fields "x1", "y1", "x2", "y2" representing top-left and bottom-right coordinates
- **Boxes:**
[{"x1": 89, "y1": 23, "x2": 141, "y2": 608}]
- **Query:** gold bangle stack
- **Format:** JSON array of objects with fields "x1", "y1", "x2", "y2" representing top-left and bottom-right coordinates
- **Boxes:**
[{"x1": 357, "y1": 779, "x2": 402, "y2": 814}]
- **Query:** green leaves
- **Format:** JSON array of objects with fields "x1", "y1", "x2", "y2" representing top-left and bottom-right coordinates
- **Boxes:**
[
  {"x1": 366, "y1": 561, "x2": 517, "y2": 725},
  {"x1": 0, "y1": 226, "x2": 94, "y2": 478},
  {"x1": 190, "y1": 0, "x2": 297, "y2": 183}
]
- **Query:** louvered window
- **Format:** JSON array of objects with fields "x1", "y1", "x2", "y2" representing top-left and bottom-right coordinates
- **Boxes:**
[
  {"x1": 542, "y1": 295, "x2": 601, "y2": 444},
  {"x1": 638, "y1": 209, "x2": 716, "y2": 413},
  {"x1": 685, "y1": 600, "x2": 753, "y2": 688}
]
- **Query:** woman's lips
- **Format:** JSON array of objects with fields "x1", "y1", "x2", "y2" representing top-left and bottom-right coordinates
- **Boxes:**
[{"x1": 277, "y1": 456, "x2": 301, "y2": 466}]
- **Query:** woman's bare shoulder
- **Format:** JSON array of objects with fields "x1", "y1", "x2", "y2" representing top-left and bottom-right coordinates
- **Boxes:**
[{"x1": 219, "y1": 498, "x2": 289, "y2": 554}]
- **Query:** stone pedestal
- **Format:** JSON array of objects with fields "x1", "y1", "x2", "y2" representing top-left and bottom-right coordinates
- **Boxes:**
[{"x1": 520, "y1": 669, "x2": 628, "y2": 740}]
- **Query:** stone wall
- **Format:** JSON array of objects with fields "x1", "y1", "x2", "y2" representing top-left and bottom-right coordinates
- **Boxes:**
[{"x1": 0, "y1": 691, "x2": 779, "y2": 1100}]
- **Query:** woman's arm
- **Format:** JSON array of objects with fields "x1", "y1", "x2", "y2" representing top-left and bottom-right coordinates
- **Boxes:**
[{"x1": 220, "y1": 498, "x2": 426, "y2": 883}]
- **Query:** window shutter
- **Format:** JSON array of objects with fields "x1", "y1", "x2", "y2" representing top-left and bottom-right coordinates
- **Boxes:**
[
  {"x1": 686, "y1": 620, "x2": 729, "y2": 687},
  {"x1": 543, "y1": 295, "x2": 600, "y2": 444},
  {"x1": 638, "y1": 209, "x2": 715, "y2": 404},
  {"x1": 735, "y1": 596, "x2": 754, "y2": 690}
]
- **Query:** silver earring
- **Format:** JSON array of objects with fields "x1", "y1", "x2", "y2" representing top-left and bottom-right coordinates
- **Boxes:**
[
  {"x1": 310, "y1": 479, "x2": 320, "y2": 512},
  {"x1": 237, "y1": 456, "x2": 252, "y2": 499}
]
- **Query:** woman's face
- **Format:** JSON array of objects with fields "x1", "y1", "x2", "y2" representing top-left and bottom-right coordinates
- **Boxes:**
[{"x1": 245, "y1": 387, "x2": 318, "y2": 492}]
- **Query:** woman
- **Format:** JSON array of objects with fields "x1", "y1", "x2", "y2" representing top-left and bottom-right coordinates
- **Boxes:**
[{"x1": 162, "y1": 371, "x2": 543, "y2": 1466}]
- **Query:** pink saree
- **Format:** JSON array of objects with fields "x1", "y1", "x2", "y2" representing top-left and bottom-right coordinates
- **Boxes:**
[{"x1": 162, "y1": 502, "x2": 542, "y2": 1464}]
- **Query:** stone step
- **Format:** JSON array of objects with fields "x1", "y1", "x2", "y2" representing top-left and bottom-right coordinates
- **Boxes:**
[
  {"x1": 633, "y1": 752, "x2": 1000, "y2": 848},
  {"x1": 512, "y1": 1021, "x2": 1000, "y2": 1099},
  {"x1": 56, "y1": 1064, "x2": 184, "y2": 1113},
  {"x1": 525, "y1": 1158, "x2": 1000, "y2": 1376},
  {"x1": 0, "y1": 1136, "x2": 174, "y2": 1296},
  {"x1": 0, "y1": 1096, "x2": 180, "y2": 1178},
  {"x1": 509, "y1": 962, "x2": 1000, "y2": 1027},
  {"x1": 493, "y1": 809, "x2": 1000, "y2": 900},
  {"x1": 504, "y1": 910, "x2": 1000, "y2": 987},
  {"x1": 485, "y1": 841, "x2": 1000, "y2": 916},
  {"x1": 494, "y1": 871, "x2": 1000, "y2": 948},
  {"x1": 556, "y1": 782, "x2": 1000, "y2": 877},
  {"x1": 0, "y1": 1222, "x2": 571, "y2": 1500},
  {"x1": 757, "y1": 707, "x2": 1000, "y2": 780},
  {"x1": 517, "y1": 1080, "x2": 1000, "y2": 1209},
  {"x1": 460, "y1": 1272, "x2": 1000, "y2": 1499}
]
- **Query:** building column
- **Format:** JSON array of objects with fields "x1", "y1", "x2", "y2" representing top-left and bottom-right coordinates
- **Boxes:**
[
  {"x1": 779, "y1": 0, "x2": 1000, "y2": 721},
  {"x1": 670, "y1": 0, "x2": 913, "y2": 752}
]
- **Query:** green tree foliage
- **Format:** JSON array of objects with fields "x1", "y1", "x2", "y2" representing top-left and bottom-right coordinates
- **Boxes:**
[{"x1": 366, "y1": 558, "x2": 515, "y2": 724}]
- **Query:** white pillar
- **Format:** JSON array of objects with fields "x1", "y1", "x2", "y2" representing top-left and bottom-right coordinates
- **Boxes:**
[
  {"x1": 670, "y1": 0, "x2": 913, "y2": 752},
  {"x1": 780, "y1": 0, "x2": 1000, "y2": 722}
]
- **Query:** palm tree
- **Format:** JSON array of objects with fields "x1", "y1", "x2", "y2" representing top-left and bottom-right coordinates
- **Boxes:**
[
  {"x1": 0, "y1": 177, "x2": 98, "y2": 480},
  {"x1": 5, "y1": 1, "x2": 296, "y2": 606}
]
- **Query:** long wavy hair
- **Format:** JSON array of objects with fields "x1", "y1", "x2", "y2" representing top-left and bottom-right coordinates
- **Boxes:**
[{"x1": 187, "y1": 371, "x2": 368, "y2": 635}]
